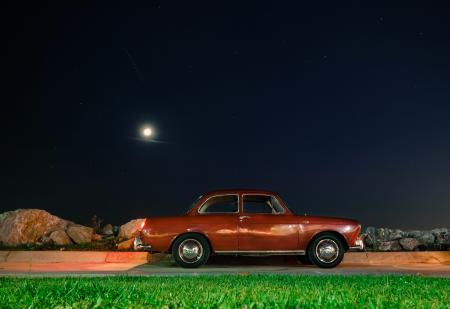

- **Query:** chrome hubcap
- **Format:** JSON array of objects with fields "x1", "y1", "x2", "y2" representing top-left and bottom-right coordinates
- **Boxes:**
[
  {"x1": 178, "y1": 239, "x2": 203, "y2": 263},
  {"x1": 316, "y1": 239, "x2": 339, "y2": 263}
]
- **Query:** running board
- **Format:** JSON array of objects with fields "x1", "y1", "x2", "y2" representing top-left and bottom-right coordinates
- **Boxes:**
[{"x1": 214, "y1": 250, "x2": 305, "y2": 256}]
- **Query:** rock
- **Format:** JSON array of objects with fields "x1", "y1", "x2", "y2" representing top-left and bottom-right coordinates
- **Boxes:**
[
  {"x1": 92, "y1": 233, "x2": 102, "y2": 242},
  {"x1": 431, "y1": 228, "x2": 450, "y2": 245},
  {"x1": 375, "y1": 228, "x2": 391, "y2": 241},
  {"x1": 388, "y1": 229, "x2": 404, "y2": 241},
  {"x1": 40, "y1": 235, "x2": 53, "y2": 244},
  {"x1": 112, "y1": 226, "x2": 119, "y2": 236},
  {"x1": 0, "y1": 209, "x2": 69, "y2": 245},
  {"x1": 117, "y1": 238, "x2": 134, "y2": 250},
  {"x1": 406, "y1": 230, "x2": 422, "y2": 238},
  {"x1": 364, "y1": 227, "x2": 376, "y2": 248},
  {"x1": 66, "y1": 225, "x2": 93, "y2": 244},
  {"x1": 431, "y1": 228, "x2": 449, "y2": 236},
  {"x1": 101, "y1": 224, "x2": 114, "y2": 235},
  {"x1": 417, "y1": 231, "x2": 435, "y2": 245},
  {"x1": 405, "y1": 230, "x2": 435, "y2": 245},
  {"x1": 49, "y1": 230, "x2": 73, "y2": 246},
  {"x1": 118, "y1": 219, "x2": 145, "y2": 240},
  {"x1": 377, "y1": 240, "x2": 402, "y2": 251},
  {"x1": 399, "y1": 238, "x2": 420, "y2": 251}
]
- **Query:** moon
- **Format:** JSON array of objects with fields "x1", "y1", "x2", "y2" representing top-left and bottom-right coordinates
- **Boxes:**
[{"x1": 142, "y1": 127, "x2": 153, "y2": 137}]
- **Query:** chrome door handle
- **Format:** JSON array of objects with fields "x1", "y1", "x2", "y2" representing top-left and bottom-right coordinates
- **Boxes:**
[{"x1": 239, "y1": 216, "x2": 250, "y2": 222}]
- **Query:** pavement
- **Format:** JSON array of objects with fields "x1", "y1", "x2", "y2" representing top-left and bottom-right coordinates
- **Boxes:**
[{"x1": 1, "y1": 252, "x2": 450, "y2": 277}]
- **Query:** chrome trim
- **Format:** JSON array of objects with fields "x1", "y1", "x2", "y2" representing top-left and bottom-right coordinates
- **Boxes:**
[
  {"x1": 133, "y1": 236, "x2": 152, "y2": 251},
  {"x1": 349, "y1": 239, "x2": 364, "y2": 251},
  {"x1": 241, "y1": 193, "x2": 286, "y2": 214},
  {"x1": 315, "y1": 239, "x2": 339, "y2": 263},
  {"x1": 178, "y1": 238, "x2": 203, "y2": 263},
  {"x1": 197, "y1": 194, "x2": 240, "y2": 214},
  {"x1": 214, "y1": 250, "x2": 305, "y2": 256}
]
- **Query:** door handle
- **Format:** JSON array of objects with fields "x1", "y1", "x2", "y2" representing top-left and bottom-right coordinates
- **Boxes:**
[{"x1": 239, "y1": 216, "x2": 250, "y2": 222}]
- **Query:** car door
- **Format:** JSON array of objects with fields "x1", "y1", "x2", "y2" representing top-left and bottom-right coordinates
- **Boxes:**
[
  {"x1": 238, "y1": 194, "x2": 299, "y2": 251},
  {"x1": 195, "y1": 194, "x2": 239, "y2": 252}
]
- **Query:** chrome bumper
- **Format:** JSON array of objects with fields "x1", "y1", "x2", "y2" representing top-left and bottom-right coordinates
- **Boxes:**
[
  {"x1": 349, "y1": 239, "x2": 364, "y2": 251},
  {"x1": 133, "y1": 236, "x2": 152, "y2": 251}
]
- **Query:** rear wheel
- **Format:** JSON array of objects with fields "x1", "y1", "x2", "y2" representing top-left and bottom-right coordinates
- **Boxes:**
[
  {"x1": 308, "y1": 233, "x2": 345, "y2": 268},
  {"x1": 172, "y1": 234, "x2": 210, "y2": 268}
]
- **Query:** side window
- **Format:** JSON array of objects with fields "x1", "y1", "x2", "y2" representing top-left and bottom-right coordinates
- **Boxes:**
[
  {"x1": 198, "y1": 195, "x2": 238, "y2": 213},
  {"x1": 243, "y1": 195, "x2": 284, "y2": 214}
]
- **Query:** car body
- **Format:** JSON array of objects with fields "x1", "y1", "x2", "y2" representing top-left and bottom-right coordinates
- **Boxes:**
[{"x1": 135, "y1": 189, "x2": 363, "y2": 268}]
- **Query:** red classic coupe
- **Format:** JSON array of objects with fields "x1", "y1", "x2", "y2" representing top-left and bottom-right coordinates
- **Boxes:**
[{"x1": 135, "y1": 189, "x2": 364, "y2": 268}]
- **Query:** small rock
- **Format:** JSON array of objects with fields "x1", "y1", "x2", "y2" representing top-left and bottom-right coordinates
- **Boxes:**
[
  {"x1": 40, "y1": 235, "x2": 53, "y2": 244},
  {"x1": 118, "y1": 219, "x2": 145, "y2": 240},
  {"x1": 399, "y1": 238, "x2": 420, "y2": 251},
  {"x1": 377, "y1": 240, "x2": 402, "y2": 251},
  {"x1": 117, "y1": 238, "x2": 134, "y2": 250},
  {"x1": 92, "y1": 233, "x2": 102, "y2": 242},
  {"x1": 66, "y1": 225, "x2": 93, "y2": 244},
  {"x1": 101, "y1": 224, "x2": 114, "y2": 235},
  {"x1": 49, "y1": 230, "x2": 73, "y2": 246},
  {"x1": 112, "y1": 226, "x2": 119, "y2": 236}
]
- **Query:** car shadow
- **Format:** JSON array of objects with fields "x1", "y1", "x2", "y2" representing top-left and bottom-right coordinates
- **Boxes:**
[
  {"x1": 207, "y1": 255, "x2": 308, "y2": 267},
  {"x1": 143, "y1": 254, "x2": 313, "y2": 268}
]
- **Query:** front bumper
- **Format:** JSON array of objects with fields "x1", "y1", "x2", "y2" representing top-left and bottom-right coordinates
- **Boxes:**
[
  {"x1": 349, "y1": 239, "x2": 364, "y2": 251},
  {"x1": 133, "y1": 236, "x2": 152, "y2": 251}
]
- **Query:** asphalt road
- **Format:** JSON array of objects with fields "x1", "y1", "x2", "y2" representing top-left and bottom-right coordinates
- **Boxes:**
[{"x1": 1, "y1": 256, "x2": 450, "y2": 277}]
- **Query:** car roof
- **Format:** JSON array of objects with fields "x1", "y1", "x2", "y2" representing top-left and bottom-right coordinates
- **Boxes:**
[{"x1": 203, "y1": 188, "x2": 280, "y2": 196}]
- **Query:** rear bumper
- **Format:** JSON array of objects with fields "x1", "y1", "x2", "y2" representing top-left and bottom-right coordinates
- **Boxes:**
[{"x1": 349, "y1": 239, "x2": 364, "y2": 251}]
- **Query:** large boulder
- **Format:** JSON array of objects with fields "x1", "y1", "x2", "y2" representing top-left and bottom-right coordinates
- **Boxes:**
[
  {"x1": 66, "y1": 225, "x2": 93, "y2": 244},
  {"x1": 118, "y1": 219, "x2": 145, "y2": 240},
  {"x1": 399, "y1": 238, "x2": 420, "y2": 251},
  {"x1": 49, "y1": 230, "x2": 73, "y2": 246},
  {"x1": 0, "y1": 209, "x2": 70, "y2": 245}
]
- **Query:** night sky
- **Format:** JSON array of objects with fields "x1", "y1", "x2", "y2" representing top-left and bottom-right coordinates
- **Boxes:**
[{"x1": 3, "y1": 2, "x2": 450, "y2": 229}]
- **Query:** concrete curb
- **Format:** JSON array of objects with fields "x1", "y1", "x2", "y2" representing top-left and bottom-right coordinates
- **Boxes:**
[
  {"x1": 1, "y1": 251, "x2": 449, "y2": 265},
  {"x1": 343, "y1": 252, "x2": 450, "y2": 265},
  {"x1": 0, "y1": 251, "x2": 149, "y2": 264}
]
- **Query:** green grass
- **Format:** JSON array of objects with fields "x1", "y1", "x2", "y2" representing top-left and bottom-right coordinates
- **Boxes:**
[{"x1": 0, "y1": 275, "x2": 449, "y2": 308}]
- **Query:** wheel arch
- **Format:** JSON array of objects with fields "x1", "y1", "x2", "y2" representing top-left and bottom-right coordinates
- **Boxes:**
[
  {"x1": 307, "y1": 230, "x2": 349, "y2": 252},
  {"x1": 169, "y1": 232, "x2": 213, "y2": 253}
]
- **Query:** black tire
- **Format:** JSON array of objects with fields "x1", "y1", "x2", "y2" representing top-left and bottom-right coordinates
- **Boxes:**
[
  {"x1": 307, "y1": 233, "x2": 345, "y2": 268},
  {"x1": 172, "y1": 233, "x2": 210, "y2": 268},
  {"x1": 297, "y1": 255, "x2": 313, "y2": 265}
]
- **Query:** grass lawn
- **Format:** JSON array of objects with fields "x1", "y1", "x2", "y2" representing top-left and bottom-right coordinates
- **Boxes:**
[{"x1": 0, "y1": 275, "x2": 449, "y2": 308}]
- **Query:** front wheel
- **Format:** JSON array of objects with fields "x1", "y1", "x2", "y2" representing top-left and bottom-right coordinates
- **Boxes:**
[
  {"x1": 172, "y1": 234, "x2": 210, "y2": 268},
  {"x1": 308, "y1": 233, "x2": 345, "y2": 268}
]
